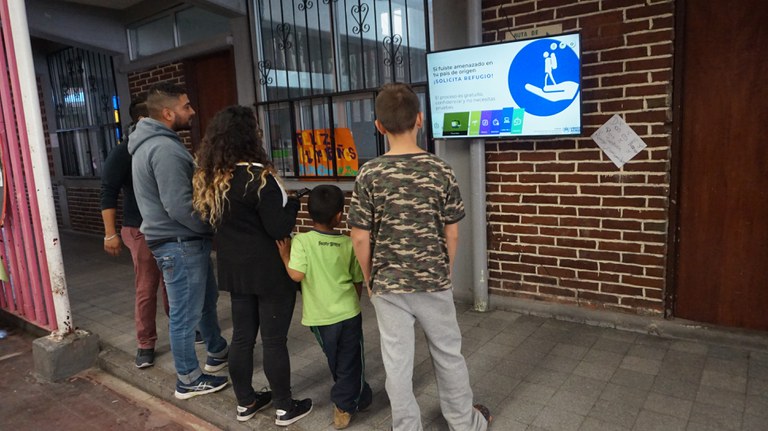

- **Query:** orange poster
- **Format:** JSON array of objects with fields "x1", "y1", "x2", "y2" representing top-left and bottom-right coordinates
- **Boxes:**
[{"x1": 296, "y1": 128, "x2": 359, "y2": 176}]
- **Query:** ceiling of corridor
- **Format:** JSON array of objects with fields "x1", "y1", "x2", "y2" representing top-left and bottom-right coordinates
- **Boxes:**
[{"x1": 61, "y1": 0, "x2": 145, "y2": 9}]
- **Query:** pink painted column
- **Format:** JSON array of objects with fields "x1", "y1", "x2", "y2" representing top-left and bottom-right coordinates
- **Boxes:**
[
  {"x1": 0, "y1": 0, "x2": 72, "y2": 332},
  {"x1": 0, "y1": 26, "x2": 38, "y2": 323}
]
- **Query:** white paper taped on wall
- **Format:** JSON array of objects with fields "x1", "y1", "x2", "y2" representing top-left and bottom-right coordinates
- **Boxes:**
[{"x1": 591, "y1": 114, "x2": 647, "y2": 168}]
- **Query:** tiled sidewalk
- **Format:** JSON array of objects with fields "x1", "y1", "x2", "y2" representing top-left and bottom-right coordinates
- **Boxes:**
[{"x1": 61, "y1": 230, "x2": 768, "y2": 430}]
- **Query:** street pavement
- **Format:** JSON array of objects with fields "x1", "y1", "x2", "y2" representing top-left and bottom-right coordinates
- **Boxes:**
[
  {"x1": 10, "y1": 230, "x2": 768, "y2": 430},
  {"x1": 0, "y1": 326, "x2": 219, "y2": 430}
]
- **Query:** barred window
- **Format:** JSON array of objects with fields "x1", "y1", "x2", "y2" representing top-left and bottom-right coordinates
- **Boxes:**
[
  {"x1": 47, "y1": 47, "x2": 121, "y2": 177},
  {"x1": 253, "y1": 0, "x2": 432, "y2": 179}
]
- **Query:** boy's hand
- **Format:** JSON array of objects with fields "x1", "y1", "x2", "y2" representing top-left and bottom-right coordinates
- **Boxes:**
[{"x1": 276, "y1": 238, "x2": 291, "y2": 263}]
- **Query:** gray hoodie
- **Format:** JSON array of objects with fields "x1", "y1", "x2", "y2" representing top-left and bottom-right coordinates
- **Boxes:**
[{"x1": 127, "y1": 118, "x2": 211, "y2": 241}]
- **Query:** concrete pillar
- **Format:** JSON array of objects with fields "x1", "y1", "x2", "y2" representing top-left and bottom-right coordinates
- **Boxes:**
[{"x1": 33, "y1": 330, "x2": 100, "y2": 382}]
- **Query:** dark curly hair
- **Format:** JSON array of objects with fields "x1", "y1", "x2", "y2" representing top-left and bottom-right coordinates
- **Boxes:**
[{"x1": 192, "y1": 105, "x2": 274, "y2": 226}]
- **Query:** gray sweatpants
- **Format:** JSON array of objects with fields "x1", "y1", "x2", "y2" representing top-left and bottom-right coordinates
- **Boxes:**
[{"x1": 371, "y1": 289, "x2": 488, "y2": 431}]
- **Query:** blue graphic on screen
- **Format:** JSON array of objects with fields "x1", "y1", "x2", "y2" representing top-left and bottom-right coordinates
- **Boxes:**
[
  {"x1": 490, "y1": 110, "x2": 503, "y2": 134},
  {"x1": 508, "y1": 39, "x2": 580, "y2": 117},
  {"x1": 479, "y1": 111, "x2": 492, "y2": 135},
  {"x1": 500, "y1": 108, "x2": 514, "y2": 133}
]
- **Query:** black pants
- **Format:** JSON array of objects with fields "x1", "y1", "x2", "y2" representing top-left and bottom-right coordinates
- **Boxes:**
[
  {"x1": 311, "y1": 313, "x2": 372, "y2": 413},
  {"x1": 229, "y1": 290, "x2": 295, "y2": 410}
]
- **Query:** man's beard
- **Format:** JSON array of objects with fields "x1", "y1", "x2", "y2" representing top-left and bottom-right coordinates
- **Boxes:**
[{"x1": 172, "y1": 117, "x2": 192, "y2": 132}]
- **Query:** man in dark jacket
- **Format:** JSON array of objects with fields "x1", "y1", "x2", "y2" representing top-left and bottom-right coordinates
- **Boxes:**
[
  {"x1": 100, "y1": 97, "x2": 169, "y2": 369},
  {"x1": 129, "y1": 82, "x2": 228, "y2": 399}
]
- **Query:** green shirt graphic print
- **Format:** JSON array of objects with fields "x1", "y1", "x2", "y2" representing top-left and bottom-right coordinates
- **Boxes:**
[{"x1": 288, "y1": 230, "x2": 363, "y2": 326}]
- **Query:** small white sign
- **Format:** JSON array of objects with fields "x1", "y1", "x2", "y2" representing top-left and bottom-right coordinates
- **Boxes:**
[
  {"x1": 505, "y1": 24, "x2": 563, "y2": 41},
  {"x1": 591, "y1": 114, "x2": 647, "y2": 168}
]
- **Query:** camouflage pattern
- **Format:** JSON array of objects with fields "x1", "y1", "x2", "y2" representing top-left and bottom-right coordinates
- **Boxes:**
[{"x1": 348, "y1": 152, "x2": 465, "y2": 294}]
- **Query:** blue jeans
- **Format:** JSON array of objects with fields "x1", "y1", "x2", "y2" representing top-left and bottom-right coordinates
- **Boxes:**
[{"x1": 152, "y1": 238, "x2": 227, "y2": 384}]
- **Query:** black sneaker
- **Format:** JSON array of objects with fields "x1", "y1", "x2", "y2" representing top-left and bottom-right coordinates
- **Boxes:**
[
  {"x1": 204, "y1": 351, "x2": 228, "y2": 372},
  {"x1": 237, "y1": 389, "x2": 272, "y2": 422},
  {"x1": 135, "y1": 348, "x2": 155, "y2": 368},
  {"x1": 174, "y1": 374, "x2": 229, "y2": 400},
  {"x1": 195, "y1": 330, "x2": 204, "y2": 344},
  {"x1": 275, "y1": 398, "x2": 313, "y2": 426}
]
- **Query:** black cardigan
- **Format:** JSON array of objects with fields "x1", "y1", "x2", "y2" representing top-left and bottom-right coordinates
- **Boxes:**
[
  {"x1": 215, "y1": 166, "x2": 299, "y2": 295},
  {"x1": 100, "y1": 141, "x2": 142, "y2": 228}
]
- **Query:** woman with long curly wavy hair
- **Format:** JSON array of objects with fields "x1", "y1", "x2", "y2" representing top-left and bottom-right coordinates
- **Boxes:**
[{"x1": 192, "y1": 105, "x2": 312, "y2": 426}]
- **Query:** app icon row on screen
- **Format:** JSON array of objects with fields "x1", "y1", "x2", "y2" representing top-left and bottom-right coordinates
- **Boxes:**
[{"x1": 442, "y1": 108, "x2": 526, "y2": 136}]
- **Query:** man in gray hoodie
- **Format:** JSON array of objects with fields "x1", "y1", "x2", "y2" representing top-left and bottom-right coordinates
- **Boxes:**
[{"x1": 129, "y1": 82, "x2": 229, "y2": 399}]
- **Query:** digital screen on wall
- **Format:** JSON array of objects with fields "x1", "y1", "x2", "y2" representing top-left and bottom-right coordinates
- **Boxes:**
[{"x1": 426, "y1": 32, "x2": 582, "y2": 139}]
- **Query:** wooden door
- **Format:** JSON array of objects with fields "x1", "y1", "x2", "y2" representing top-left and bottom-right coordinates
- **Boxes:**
[
  {"x1": 674, "y1": 0, "x2": 768, "y2": 330},
  {"x1": 185, "y1": 50, "x2": 237, "y2": 150}
]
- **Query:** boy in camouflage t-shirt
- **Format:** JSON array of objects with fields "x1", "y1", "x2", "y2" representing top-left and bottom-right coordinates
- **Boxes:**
[{"x1": 348, "y1": 83, "x2": 492, "y2": 431}]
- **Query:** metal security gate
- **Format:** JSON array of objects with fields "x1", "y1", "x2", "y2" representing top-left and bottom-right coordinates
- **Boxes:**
[
  {"x1": 47, "y1": 47, "x2": 122, "y2": 178},
  {"x1": 0, "y1": 1, "x2": 71, "y2": 332}
]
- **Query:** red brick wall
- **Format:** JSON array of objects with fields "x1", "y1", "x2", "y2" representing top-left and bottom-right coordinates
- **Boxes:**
[
  {"x1": 64, "y1": 186, "x2": 126, "y2": 235},
  {"x1": 128, "y1": 62, "x2": 185, "y2": 95},
  {"x1": 66, "y1": 187, "x2": 103, "y2": 233},
  {"x1": 293, "y1": 192, "x2": 354, "y2": 235},
  {"x1": 295, "y1": 200, "x2": 313, "y2": 232},
  {"x1": 481, "y1": 0, "x2": 673, "y2": 315},
  {"x1": 128, "y1": 62, "x2": 192, "y2": 149}
]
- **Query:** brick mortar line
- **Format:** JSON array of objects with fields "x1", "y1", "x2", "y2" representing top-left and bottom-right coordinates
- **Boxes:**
[
  {"x1": 506, "y1": 284, "x2": 664, "y2": 300},
  {"x1": 490, "y1": 255, "x2": 664, "y2": 266}
]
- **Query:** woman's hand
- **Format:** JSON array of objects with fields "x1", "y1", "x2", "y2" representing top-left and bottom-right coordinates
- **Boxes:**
[{"x1": 276, "y1": 237, "x2": 305, "y2": 282}]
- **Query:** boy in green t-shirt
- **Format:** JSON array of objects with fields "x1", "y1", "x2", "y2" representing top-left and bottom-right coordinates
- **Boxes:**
[{"x1": 277, "y1": 185, "x2": 373, "y2": 430}]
